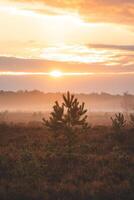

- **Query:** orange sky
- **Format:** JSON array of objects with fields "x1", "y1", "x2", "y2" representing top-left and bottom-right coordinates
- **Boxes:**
[{"x1": 0, "y1": 0, "x2": 134, "y2": 93}]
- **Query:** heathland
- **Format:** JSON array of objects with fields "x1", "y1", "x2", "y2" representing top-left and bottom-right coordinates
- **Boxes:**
[{"x1": 0, "y1": 91, "x2": 134, "y2": 200}]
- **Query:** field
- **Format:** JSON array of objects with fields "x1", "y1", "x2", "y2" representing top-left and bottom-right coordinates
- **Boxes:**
[
  {"x1": 1, "y1": 0, "x2": 134, "y2": 199},
  {"x1": 0, "y1": 120, "x2": 134, "y2": 200},
  {"x1": 0, "y1": 111, "x2": 120, "y2": 125}
]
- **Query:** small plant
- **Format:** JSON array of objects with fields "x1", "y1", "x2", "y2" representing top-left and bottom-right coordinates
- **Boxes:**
[
  {"x1": 43, "y1": 91, "x2": 89, "y2": 133},
  {"x1": 129, "y1": 113, "x2": 134, "y2": 128},
  {"x1": 43, "y1": 92, "x2": 89, "y2": 153},
  {"x1": 111, "y1": 113, "x2": 126, "y2": 133},
  {"x1": 43, "y1": 101, "x2": 64, "y2": 132},
  {"x1": 111, "y1": 113, "x2": 126, "y2": 142}
]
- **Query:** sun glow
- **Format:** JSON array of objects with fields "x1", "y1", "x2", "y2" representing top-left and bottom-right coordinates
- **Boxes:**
[
  {"x1": 0, "y1": 71, "x2": 134, "y2": 77},
  {"x1": 50, "y1": 70, "x2": 62, "y2": 77}
]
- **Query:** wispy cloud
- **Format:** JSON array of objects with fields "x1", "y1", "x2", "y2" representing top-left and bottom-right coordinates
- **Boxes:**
[
  {"x1": 89, "y1": 44, "x2": 134, "y2": 52},
  {"x1": 39, "y1": 44, "x2": 134, "y2": 66},
  {"x1": 11, "y1": 0, "x2": 134, "y2": 25},
  {"x1": 0, "y1": 43, "x2": 134, "y2": 67},
  {"x1": 40, "y1": 44, "x2": 115, "y2": 64}
]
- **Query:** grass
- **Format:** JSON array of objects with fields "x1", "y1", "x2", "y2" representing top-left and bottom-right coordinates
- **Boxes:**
[{"x1": 0, "y1": 122, "x2": 134, "y2": 200}]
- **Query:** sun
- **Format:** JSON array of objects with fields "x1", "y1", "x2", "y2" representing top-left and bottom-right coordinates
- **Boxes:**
[{"x1": 50, "y1": 70, "x2": 62, "y2": 78}]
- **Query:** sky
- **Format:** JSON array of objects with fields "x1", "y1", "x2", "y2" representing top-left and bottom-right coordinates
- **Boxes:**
[{"x1": 0, "y1": 0, "x2": 134, "y2": 93}]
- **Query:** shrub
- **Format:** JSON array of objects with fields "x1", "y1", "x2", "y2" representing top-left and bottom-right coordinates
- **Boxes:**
[
  {"x1": 129, "y1": 113, "x2": 134, "y2": 128},
  {"x1": 43, "y1": 91, "x2": 89, "y2": 133},
  {"x1": 111, "y1": 113, "x2": 126, "y2": 141},
  {"x1": 111, "y1": 113, "x2": 126, "y2": 132},
  {"x1": 43, "y1": 91, "x2": 89, "y2": 153}
]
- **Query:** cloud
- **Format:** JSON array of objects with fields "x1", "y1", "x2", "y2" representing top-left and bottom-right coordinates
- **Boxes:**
[
  {"x1": 0, "y1": 55, "x2": 134, "y2": 94},
  {"x1": 0, "y1": 42, "x2": 134, "y2": 74},
  {"x1": 40, "y1": 44, "x2": 114, "y2": 64},
  {"x1": 35, "y1": 44, "x2": 134, "y2": 67},
  {"x1": 11, "y1": 0, "x2": 134, "y2": 25},
  {"x1": 0, "y1": 43, "x2": 134, "y2": 69},
  {"x1": 89, "y1": 44, "x2": 134, "y2": 52}
]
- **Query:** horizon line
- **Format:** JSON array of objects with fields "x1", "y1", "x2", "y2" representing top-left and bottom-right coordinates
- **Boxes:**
[{"x1": 0, "y1": 71, "x2": 134, "y2": 77}]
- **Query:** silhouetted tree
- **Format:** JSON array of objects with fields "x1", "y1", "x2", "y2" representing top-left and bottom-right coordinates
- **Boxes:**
[
  {"x1": 111, "y1": 113, "x2": 126, "y2": 133},
  {"x1": 111, "y1": 113, "x2": 126, "y2": 141},
  {"x1": 130, "y1": 113, "x2": 134, "y2": 128},
  {"x1": 43, "y1": 91, "x2": 89, "y2": 133}
]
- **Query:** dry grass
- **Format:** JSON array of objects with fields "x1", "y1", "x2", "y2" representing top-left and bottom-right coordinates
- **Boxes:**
[{"x1": 0, "y1": 123, "x2": 134, "y2": 200}]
